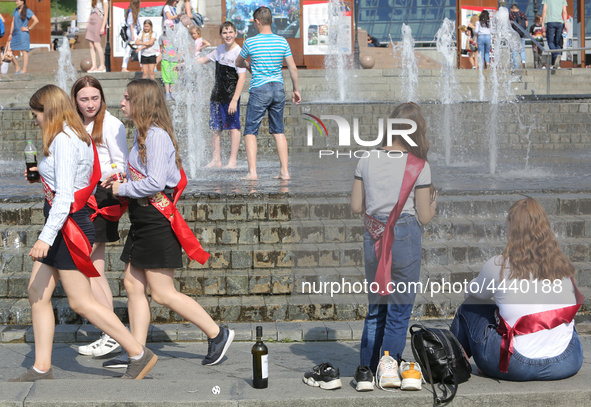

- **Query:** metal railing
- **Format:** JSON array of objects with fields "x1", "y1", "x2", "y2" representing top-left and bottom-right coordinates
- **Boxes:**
[{"x1": 511, "y1": 22, "x2": 591, "y2": 94}]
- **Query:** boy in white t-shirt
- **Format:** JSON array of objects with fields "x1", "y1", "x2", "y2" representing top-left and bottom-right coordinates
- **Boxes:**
[{"x1": 197, "y1": 22, "x2": 246, "y2": 168}]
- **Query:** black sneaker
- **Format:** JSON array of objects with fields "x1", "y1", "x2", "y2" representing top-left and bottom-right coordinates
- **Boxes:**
[
  {"x1": 303, "y1": 362, "x2": 342, "y2": 390},
  {"x1": 352, "y1": 365, "x2": 374, "y2": 391},
  {"x1": 102, "y1": 351, "x2": 129, "y2": 369},
  {"x1": 202, "y1": 325, "x2": 235, "y2": 366}
]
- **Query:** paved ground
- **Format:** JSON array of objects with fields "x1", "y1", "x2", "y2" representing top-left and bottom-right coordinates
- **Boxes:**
[{"x1": 0, "y1": 321, "x2": 590, "y2": 406}]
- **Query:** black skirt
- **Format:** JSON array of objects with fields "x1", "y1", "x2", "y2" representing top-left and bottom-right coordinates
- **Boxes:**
[
  {"x1": 41, "y1": 201, "x2": 95, "y2": 270},
  {"x1": 120, "y1": 197, "x2": 183, "y2": 269},
  {"x1": 90, "y1": 184, "x2": 122, "y2": 243}
]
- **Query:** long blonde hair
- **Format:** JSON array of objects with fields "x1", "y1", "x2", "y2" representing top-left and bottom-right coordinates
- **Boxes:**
[
  {"x1": 501, "y1": 198, "x2": 576, "y2": 280},
  {"x1": 29, "y1": 85, "x2": 90, "y2": 156},
  {"x1": 126, "y1": 79, "x2": 181, "y2": 168},
  {"x1": 384, "y1": 102, "x2": 430, "y2": 161}
]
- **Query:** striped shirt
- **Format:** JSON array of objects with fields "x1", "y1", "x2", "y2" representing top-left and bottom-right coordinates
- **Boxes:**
[
  {"x1": 38, "y1": 126, "x2": 94, "y2": 245},
  {"x1": 239, "y1": 34, "x2": 292, "y2": 90},
  {"x1": 118, "y1": 126, "x2": 181, "y2": 199}
]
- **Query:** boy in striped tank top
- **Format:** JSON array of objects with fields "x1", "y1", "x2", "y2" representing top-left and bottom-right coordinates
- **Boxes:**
[{"x1": 236, "y1": 6, "x2": 301, "y2": 180}]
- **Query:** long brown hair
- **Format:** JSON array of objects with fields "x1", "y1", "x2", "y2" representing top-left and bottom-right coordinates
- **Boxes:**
[
  {"x1": 126, "y1": 79, "x2": 181, "y2": 168},
  {"x1": 71, "y1": 76, "x2": 107, "y2": 146},
  {"x1": 501, "y1": 198, "x2": 576, "y2": 280},
  {"x1": 384, "y1": 102, "x2": 429, "y2": 161},
  {"x1": 18, "y1": 0, "x2": 29, "y2": 20},
  {"x1": 128, "y1": 0, "x2": 141, "y2": 26},
  {"x1": 29, "y1": 85, "x2": 90, "y2": 156}
]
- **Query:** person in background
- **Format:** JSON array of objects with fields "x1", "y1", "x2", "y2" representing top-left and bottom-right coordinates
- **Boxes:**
[
  {"x1": 122, "y1": 0, "x2": 142, "y2": 73},
  {"x1": 159, "y1": 21, "x2": 180, "y2": 100},
  {"x1": 86, "y1": 1, "x2": 109, "y2": 73},
  {"x1": 1, "y1": 46, "x2": 20, "y2": 74},
  {"x1": 530, "y1": 15, "x2": 546, "y2": 69},
  {"x1": 189, "y1": 25, "x2": 210, "y2": 54},
  {"x1": 198, "y1": 21, "x2": 246, "y2": 169},
  {"x1": 542, "y1": 0, "x2": 567, "y2": 69},
  {"x1": 9, "y1": 84, "x2": 156, "y2": 382},
  {"x1": 135, "y1": 19, "x2": 158, "y2": 80},
  {"x1": 509, "y1": 4, "x2": 528, "y2": 70},
  {"x1": 71, "y1": 76, "x2": 129, "y2": 359},
  {"x1": 474, "y1": 10, "x2": 491, "y2": 69},
  {"x1": 6, "y1": 0, "x2": 38, "y2": 74},
  {"x1": 162, "y1": 0, "x2": 181, "y2": 26}
]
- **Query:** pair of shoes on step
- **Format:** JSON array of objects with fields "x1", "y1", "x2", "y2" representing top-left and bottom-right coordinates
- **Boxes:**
[
  {"x1": 374, "y1": 351, "x2": 422, "y2": 391},
  {"x1": 78, "y1": 333, "x2": 122, "y2": 357}
]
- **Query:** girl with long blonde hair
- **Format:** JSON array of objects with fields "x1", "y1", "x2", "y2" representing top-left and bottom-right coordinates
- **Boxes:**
[
  {"x1": 451, "y1": 197, "x2": 583, "y2": 381},
  {"x1": 103, "y1": 79, "x2": 234, "y2": 369},
  {"x1": 9, "y1": 85, "x2": 156, "y2": 382}
]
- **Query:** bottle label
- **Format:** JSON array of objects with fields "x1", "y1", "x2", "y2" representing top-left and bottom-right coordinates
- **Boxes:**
[{"x1": 261, "y1": 354, "x2": 268, "y2": 379}]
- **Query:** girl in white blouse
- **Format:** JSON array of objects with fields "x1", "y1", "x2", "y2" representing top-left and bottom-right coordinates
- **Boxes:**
[{"x1": 9, "y1": 85, "x2": 156, "y2": 382}]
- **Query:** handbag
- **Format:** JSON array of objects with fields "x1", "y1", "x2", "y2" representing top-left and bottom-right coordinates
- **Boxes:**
[
  {"x1": 130, "y1": 49, "x2": 139, "y2": 62},
  {"x1": 469, "y1": 42, "x2": 477, "y2": 52},
  {"x1": 120, "y1": 24, "x2": 129, "y2": 44},
  {"x1": 410, "y1": 324, "x2": 471, "y2": 405}
]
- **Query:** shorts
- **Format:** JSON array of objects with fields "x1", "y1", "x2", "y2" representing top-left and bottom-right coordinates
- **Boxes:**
[
  {"x1": 209, "y1": 100, "x2": 241, "y2": 131},
  {"x1": 89, "y1": 184, "x2": 122, "y2": 243},
  {"x1": 120, "y1": 197, "x2": 183, "y2": 269},
  {"x1": 244, "y1": 82, "x2": 285, "y2": 136},
  {"x1": 161, "y1": 60, "x2": 178, "y2": 85},
  {"x1": 141, "y1": 54, "x2": 157, "y2": 64},
  {"x1": 41, "y1": 201, "x2": 95, "y2": 271}
]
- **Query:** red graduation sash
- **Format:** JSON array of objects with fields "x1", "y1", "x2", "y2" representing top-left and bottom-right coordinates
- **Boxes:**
[
  {"x1": 128, "y1": 164, "x2": 210, "y2": 265},
  {"x1": 87, "y1": 194, "x2": 129, "y2": 222},
  {"x1": 495, "y1": 278, "x2": 584, "y2": 373},
  {"x1": 41, "y1": 139, "x2": 101, "y2": 278},
  {"x1": 363, "y1": 153, "x2": 425, "y2": 296}
]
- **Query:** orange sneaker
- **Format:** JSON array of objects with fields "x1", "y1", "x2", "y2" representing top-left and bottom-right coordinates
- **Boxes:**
[{"x1": 399, "y1": 361, "x2": 422, "y2": 390}]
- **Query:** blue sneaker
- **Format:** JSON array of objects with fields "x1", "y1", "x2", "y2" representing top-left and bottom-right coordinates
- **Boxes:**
[
  {"x1": 102, "y1": 351, "x2": 129, "y2": 369},
  {"x1": 202, "y1": 325, "x2": 234, "y2": 365}
]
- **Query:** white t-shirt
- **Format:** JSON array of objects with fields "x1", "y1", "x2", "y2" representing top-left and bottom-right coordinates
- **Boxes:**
[
  {"x1": 354, "y1": 150, "x2": 431, "y2": 217},
  {"x1": 163, "y1": 5, "x2": 178, "y2": 24},
  {"x1": 139, "y1": 31, "x2": 159, "y2": 57},
  {"x1": 85, "y1": 111, "x2": 129, "y2": 179},
  {"x1": 470, "y1": 255, "x2": 576, "y2": 359},
  {"x1": 475, "y1": 21, "x2": 491, "y2": 35},
  {"x1": 207, "y1": 44, "x2": 247, "y2": 74}
]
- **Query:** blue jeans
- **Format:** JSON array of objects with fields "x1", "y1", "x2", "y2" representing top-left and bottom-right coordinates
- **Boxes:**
[
  {"x1": 478, "y1": 34, "x2": 491, "y2": 66},
  {"x1": 512, "y1": 37, "x2": 527, "y2": 68},
  {"x1": 546, "y1": 22, "x2": 564, "y2": 65},
  {"x1": 451, "y1": 303, "x2": 583, "y2": 381},
  {"x1": 360, "y1": 213, "x2": 422, "y2": 372},
  {"x1": 244, "y1": 82, "x2": 285, "y2": 136}
]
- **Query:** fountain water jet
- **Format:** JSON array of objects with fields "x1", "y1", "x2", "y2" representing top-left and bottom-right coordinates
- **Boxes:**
[
  {"x1": 391, "y1": 24, "x2": 418, "y2": 102},
  {"x1": 55, "y1": 36, "x2": 77, "y2": 92},
  {"x1": 324, "y1": 0, "x2": 352, "y2": 102}
]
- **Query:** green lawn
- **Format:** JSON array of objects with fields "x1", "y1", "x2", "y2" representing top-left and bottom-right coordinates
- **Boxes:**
[{"x1": 1, "y1": 0, "x2": 77, "y2": 17}]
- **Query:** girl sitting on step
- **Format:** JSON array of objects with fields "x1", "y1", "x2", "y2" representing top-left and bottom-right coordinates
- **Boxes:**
[
  {"x1": 9, "y1": 84, "x2": 157, "y2": 382},
  {"x1": 451, "y1": 197, "x2": 584, "y2": 381}
]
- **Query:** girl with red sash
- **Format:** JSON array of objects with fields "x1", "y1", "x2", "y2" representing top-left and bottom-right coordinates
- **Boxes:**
[
  {"x1": 71, "y1": 76, "x2": 129, "y2": 358},
  {"x1": 9, "y1": 85, "x2": 157, "y2": 382},
  {"x1": 451, "y1": 198, "x2": 584, "y2": 380},
  {"x1": 351, "y1": 103, "x2": 437, "y2": 384},
  {"x1": 105, "y1": 79, "x2": 234, "y2": 369}
]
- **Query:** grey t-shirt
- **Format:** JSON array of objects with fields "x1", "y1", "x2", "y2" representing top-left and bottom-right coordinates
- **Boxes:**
[{"x1": 354, "y1": 149, "x2": 431, "y2": 217}]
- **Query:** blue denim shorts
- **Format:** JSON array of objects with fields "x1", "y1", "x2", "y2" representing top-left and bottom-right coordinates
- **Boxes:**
[
  {"x1": 209, "y1": 100, "x2": 241, "y2": 131},
  {"x1": 244, "y1": 82, "x2": 285, "y2": 136}
]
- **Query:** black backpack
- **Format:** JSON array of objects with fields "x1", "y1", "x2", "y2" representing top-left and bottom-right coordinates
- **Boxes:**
[
  {"x1": 511, "y1": 12, "x2": 527, "y2": 38},
  {"x1": 410, "y1": 325, "x2": 472, "y2": 405}
]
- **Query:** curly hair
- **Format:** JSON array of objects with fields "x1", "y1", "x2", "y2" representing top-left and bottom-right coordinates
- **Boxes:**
[
  {"x1": 125, "y1": 79, "x2": 181, "y2": 169},
  {"x1": 500, "y1": 198, "x2": 576, "y2": 281}
]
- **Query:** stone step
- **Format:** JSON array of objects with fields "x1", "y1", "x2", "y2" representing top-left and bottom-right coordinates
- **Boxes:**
[
  {"x1": 2, "y1": 235, "x2": 591, "y2": 273},
  {"x1": 2, "y1": 262, "x2": 590, "y2": 300},
  {"x1": 2, "y1": 193, "x2": 591, "y2": 227},
  {"x1": 2, "y1": 284, "x2": 591, "y2": 326}
]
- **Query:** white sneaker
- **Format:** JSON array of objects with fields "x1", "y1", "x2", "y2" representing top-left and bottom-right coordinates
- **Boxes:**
[
  {"x1": 91, "y1": 334, "x2": 121, "y2": 357},
  {"x1": 78, "y1": 335, "x2": 104, "y2": 356},
  {"x1": 399, "y1": 361, "x2": 422, "y2": 390},
  {"x1": 376, "y1": 351, "x2": 400, "y2": 390}
]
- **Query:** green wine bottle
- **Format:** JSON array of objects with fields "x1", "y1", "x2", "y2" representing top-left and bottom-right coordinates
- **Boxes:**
[{"x1": 251, "y1": 326, "x2": 268, "y2": 389}]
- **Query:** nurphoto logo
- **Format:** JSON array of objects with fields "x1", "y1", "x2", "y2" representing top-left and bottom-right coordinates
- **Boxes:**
[{"x1": 304, "y1": 113, "x2": 417, "y2": 158}]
